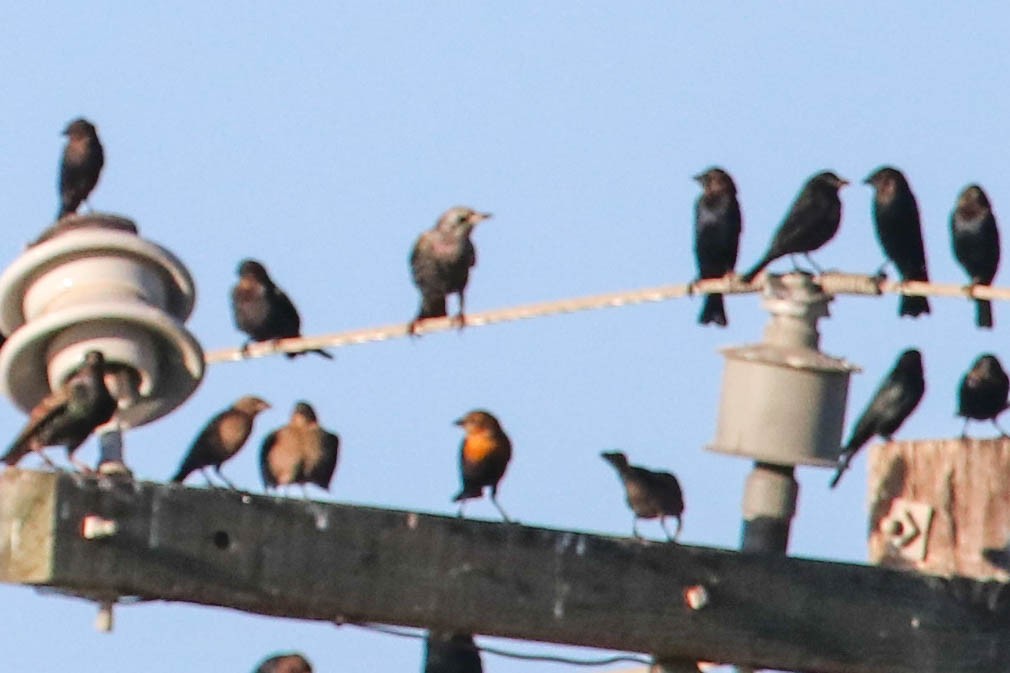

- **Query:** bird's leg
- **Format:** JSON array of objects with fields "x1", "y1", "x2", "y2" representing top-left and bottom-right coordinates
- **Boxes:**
[
  {"x1": 632, "y1": 516, "x2": 643, "y2": 540},
  {"x1": 789, "y1": 254, "x2": 801, "y2": 273},
  {"x1": 992, "y1": 417, "x2": 1010, "y2": 438},
  {"x1": 490, "y1": 494, "x2": 512, "y2": 523},
  {"x1": 803, "y1": 253, "x2": 824, "y2": 274},
  {"x1": 874, "y1": 260, "x2": 890, "y2": 279},
  {"x1": 214, "y1": 466, "x2": 238, "y2": 490},
  {"x1": 960, "y1": 418, "x2": 970, "y2": 440},
  {"x1": 453, "y1": 292, "x2": 467, "y2": 330},
  {"x1": 456, "y1": 501, "x2": 467, "y2": 519},
  {"x1": 32, "y1": 448, "x2": 61, "y2": 471},
  {"x1": 300, "y1": 484, "x2": 310, "y2": 500},
  {"x1": 68, "y1": 454, "x2": 94, "y2": 474},
  {"x1": 660, "y1": 517, "x2": 674, "y2": 542},
  {"x1": 673, "y1": 516, "x2": 683, "y2": 541}
]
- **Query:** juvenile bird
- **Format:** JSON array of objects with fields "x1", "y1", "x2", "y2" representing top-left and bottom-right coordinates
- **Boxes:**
[
  {"x1": 741, "y1": 171, "x2": 848, "y2": 282},
  {"x1": 254, "y1": 653, "x2": 312, "y2": 673},
  {"x1": 830, "y1": 349, "x2": 925, "y2": 488},
  {"x1": 951, "y1": 185, "x2": 1000, "y2": 329},
  {"x1": 171, "y1": 395, "x2": 271, "y2": 488},
  {"x1": 57, "y1": 118, "x2": 104, "y2": 219},
  {"x1": 693, "y1": 167, "x2": 742, "y2": 327},
  {"x1": 409, "y1": 207, "x2": 491, "y2": 334},
  {"x1": 260, "y1": 401, "x2": 339, "y2": 496},
  {"x1": 957, "y1": 354, "x2": 1010, "y2": 437},
  {"x1": 601, "y1": 451, "x2": 684, "y2": 541},
  {"x1": 424, "y1": 632, "x2": 483, "y2": 673},
  {"x1": 2, "y1": 350, "x2": 116, "y2": 471},
  {"x1": 453, "y1": 410, "x2": 512, "y2": 522},
  {"x1": 231, "y1": 259, "x2": 333, "y2": 359},
  {"x1": 864, "y1": 167, "x2": 930, "y2": 317}
]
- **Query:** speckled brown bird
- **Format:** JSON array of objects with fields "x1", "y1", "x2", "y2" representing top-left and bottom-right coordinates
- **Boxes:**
[
  {"x1": 601, "y1": 451, "x2": 684, "y2": 541},
  {"x1": 424, "y1": 632, "x2": 483, "y2": 673},
  {"x1": 864, "y1": 167, "x2": 930, "y2": 317},
  {"x1": 254, "y1": 652, "x2": 312, "y2": 673},
  {"x1": 171, "y1": 395, "x2": 270, "y2": 488},
  {"x1": 260, "y1": 401, "x2": 339, "y2": 496},
  {"x1": 951, "y1": 185, "x2": 1000, "y2": 328},
  {"x1": 453, "y1": 410, "x2": 512, "y2": 522},
  {"x1": 2, "y1": 350, "x2": 116, "y2": 471},
  {"x1": 957, "y1": 354, "x2": 1010, "y2": 437},
  {"x1": 693, "y1": 167, "x2": 742, "y2": 327},
  {"x1": 58, "y1": 118, "x2": 104, "y2": 219},
  {"x1": 409, "y1": 207, "x2": 491, "y2": 334},
  {"x1": 741, "y1": 171, "x2": 848, "y2": 282},
  {"x1": 231, "y1": 259, "x2": 332, "y2": 359}
]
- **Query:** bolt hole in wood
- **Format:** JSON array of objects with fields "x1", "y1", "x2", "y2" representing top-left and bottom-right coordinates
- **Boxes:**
[{"x1": 212, "y1": 531, "x2": 231, "y2": 550}]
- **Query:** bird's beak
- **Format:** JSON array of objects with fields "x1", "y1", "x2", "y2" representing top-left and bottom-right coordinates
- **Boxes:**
[
  {"x1": 839, "y1": 178, "x2": 850, "y2": 187},
  {"x1": 472, "y1": 212, "x2": 492, "y2": 223},
  {"x1": 453, "y1": 417, "x2": 465, "y2": 426},
  {"x1": 692, "y1": 172, "x2": 705, "y2": 183},
  {"x1": 861, "y1": 175, "x2": 873, "y2": 185}
]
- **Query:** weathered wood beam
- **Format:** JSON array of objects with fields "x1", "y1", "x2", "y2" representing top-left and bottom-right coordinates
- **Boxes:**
[{"x1": 0, "y1": 468, "x2": 1008, "y2": 673}]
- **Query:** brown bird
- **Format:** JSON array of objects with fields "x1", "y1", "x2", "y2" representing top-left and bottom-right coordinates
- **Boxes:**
[
  {"x1": 260, "y1": 401, "x2": 340, "y2": 496},
  {"x1": 424, "y1": 632, "x2": 483, "y2": 673},
  {"x1": 601, "y1": 451, "x2": 684, "y2": 541},
  {"x1": 253, "y1": 653, "x2": 312, "y2": 673},
  {"x1": 951, "y1": 185, "x2": 1000, "y2": 328},
  {"x1": 58, "y1": 118, "x2": 105, "y2": 219},
  {"x1": 409, "y1": 207, "x2": 491, "y2": 334},
  {"x1": 171, "y1": 395, "x2": 270, "y2": 488},
  {"x1": 957, "y1": 354, "x2": 1010, "y2": 437},
  {"x1": 453, "y1": 410, "x2": 512, "y2": 522},
  {"x1": 2, "y1": 350, "x2": 116, "y2": 471}
]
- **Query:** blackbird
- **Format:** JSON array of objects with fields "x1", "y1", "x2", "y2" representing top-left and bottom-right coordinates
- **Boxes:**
[
  {"x1": 171, "y1": 395, "x2": 271, "y2": 488},
  {"x1": 601, "y1": 451, "x2": 684, "y2": 541},
  {"x1": 693, "y1": 167, "x2": 742, "y2": 327},
  {"x1": 951, "y1": 185, "x2": 1000, "y2": 328}
]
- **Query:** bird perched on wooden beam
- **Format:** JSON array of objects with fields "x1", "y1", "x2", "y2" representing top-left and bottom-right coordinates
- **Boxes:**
[
  {"x1": 253, "y1": 652, "x2": 312, "y2": 673},
  {"x1": 831, "y1": 349, "x2": 925, "y2": 488},
  {"x1": 260, "y1": 401, "x2": 339, "y2": 496},
  {"x1": 951, "y1": 184, "x2": 1000, "y2": 329},
  {"x1": 424, "y1": 632, "x2": 483, "y2": 673},
  {"x1": 409, "y1": 206, "x2": 491, "y2": 334},
  {"x1": 453, "y1": 410, "x2": 512, "y2": 522},
  {"x1": 57, "y1": 118, "x2": 104, "y2": 219},
  {"x1": 957, "y1": 354, "x2": 1010, "y2": 437},
  {"x1": 741, "y1": 171, "x2": 848, "y2": 282},
  {"x1": 692, "y1": 167, "x2": 742, "y2": 327},
  {"x1": 601, "y1": 451, "x2": 684, "y2": 541},
  {"x1": 864, "y1": 166, "x2": 930, "y2": 318},
  {"x1": 2, "y1": 350, "x2": 116, "y2": 471},
  {"x1": 231, "y1": 259, "x2": 333, "y2": 359},
  {"x1": 171, "y1": 395, "x2": 271, "y2": 488}
]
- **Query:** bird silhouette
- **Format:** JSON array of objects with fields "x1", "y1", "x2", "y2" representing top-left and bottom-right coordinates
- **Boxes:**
[
  {"x1": 171, "y1": 395, "x2": 270, "y2": 488},
  {"x1": 424, "y1": 632, "x2": 483, "y2": 673},
  {"x1": 957, "y1": 354, "x2": 1010, "y2": 437},
  {"x1": 57, "y1": 118, "x2": 104, "y2": 219},
  {"x1": 951, "y1": 185, "x2": 1000, "y2": 329},
  {"x1": 601, "y1": 451, "x2": 684, "y2": 541},
  {"x1": 693, "y1": 167, "x2": 742, "y2": 327}
]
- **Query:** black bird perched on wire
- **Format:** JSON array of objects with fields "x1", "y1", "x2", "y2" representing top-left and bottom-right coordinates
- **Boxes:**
[
  {"x1": 693, "y1": 167, "x2": 742, "y2": 327},
  {"x1": 951, "y1": 185, "x2": 1000, "y2": 329},
  {"x1": 231, "y1": 259, "x2": 332, "y2": 359},
  {"x1": 601, "y1": 451, "x2": 684, "y2": 541},
  {"x1": 957, "y1": 354, "x2": 1010, "y2": 437},
  {"x1": 260, "y1": 401, "x2": 339, "y2": 496},
  {"x1": 2, "y1": 350, "x2": 116, "y2": 471},
  {"x1": 171, "y1": 395, "x2": 271, "y2": 488},
  {"x1": 57, "y1": 118, "x2": 104, "y2": 219},
  {"x1": 453, "y1": 410, "x2": 512, "y2": 522},
  {"x1": 864, "y1": 167, "x2": 930, "y2": 317},
  {"x1": 830, "y1": 349, "x2": 925, "y2": 488},
  {"x1": 424, "y1": 632, "x2": 483, "y2": 673},
  {"x1": 253, "y1": 653, "x2": 312, "y2": 673},
  {"x1": 409, "y1": 206, "x2": 491, "y2": 334},
  {"x1": 741, "y1": 171, "x2": 848, "y2": 283}
]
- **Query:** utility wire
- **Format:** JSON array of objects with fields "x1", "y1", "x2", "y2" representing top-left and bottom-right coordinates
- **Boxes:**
[
  {"x1": 341, "y1": 621, "x2": 654, "y2": 667},
  {"x1": 205, "y1": 272, "x2": 1008, "y2": 363}
]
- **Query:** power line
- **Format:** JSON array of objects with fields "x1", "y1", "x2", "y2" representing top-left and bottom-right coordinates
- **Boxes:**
[{"x1": 204, "y1": 272, "x2": 1009, "y2": 363}]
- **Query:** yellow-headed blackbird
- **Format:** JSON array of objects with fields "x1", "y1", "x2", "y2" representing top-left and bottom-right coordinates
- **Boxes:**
[
  {"x1": 58, "y1": 118, "x2": 104, "y2": 219},
  {"x1": 2, "y1": 350, "x2": 116, "y2": 471},
  {"x1": 231, "y1": 259, "x2": 332, "y2": 359},
  {"x1": 601, "y1": 451, "x2": 684, "y2": 541},
  {"x1": 171, "y1": 395, "x2": 270, "y2": 488},
  {"x1": 453, "y1": 410, "x2": 511, "y2": 522},
  {"x1": 409, "y1": 207, "x2": 491, "y2": 334},
  {"x1": 260, "y1": 401, "x2": 339, "y2": 496},
  {"x1": 693, "y1": 167, "x2": 742, "y2": 327},
  {"x1": 742, "y1": 171, "x2": 847, "y2": 282}
]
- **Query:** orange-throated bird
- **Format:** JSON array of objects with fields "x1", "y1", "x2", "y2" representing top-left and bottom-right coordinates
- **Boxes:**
[{"x1": 453, "y1": 410, "x2": 512, "y2": 522}]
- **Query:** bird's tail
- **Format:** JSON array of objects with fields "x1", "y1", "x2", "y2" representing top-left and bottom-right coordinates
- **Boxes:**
[
  {"x1": 829, "y1": 452, "x2": 853, "y2": 489},
  {"x1": 698, "y1": 293, "x2": 727, "y2": 327},
  {"x1": 170, "y1": 461, "x2": 195, "y2": 484},
  {"x1": 899, "y1": 294, "x2": 930, "y2": 318},
  {"x1": 1, "y1": 444, "x2": 26, "y2": 467},
  {"x1": 285, "y1": 348, "x2": 334, "y2": 360},
  {"x1": 976, "y1": 299, "x2": 994, "y2": 329},
  {"x1": 452, "y1": 485, "x2": 482, "y2": 502},
  {"x1": 418, "y1": 294, "x2": 448, "y2": 321},
  {"x1": 740, "y1": 256, "x2": 771, "y2": 284}
]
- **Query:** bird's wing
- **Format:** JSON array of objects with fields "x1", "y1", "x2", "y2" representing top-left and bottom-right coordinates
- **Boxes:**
[
  {"x1": 311, "y1": 431, "x2": 340, "y2": 489},
  {"x1": 259, "y1": 429, "x2": 280, "y2": 488},
  {"x1": 6, "y1": 387, "x2": 71, "y2": 456}
]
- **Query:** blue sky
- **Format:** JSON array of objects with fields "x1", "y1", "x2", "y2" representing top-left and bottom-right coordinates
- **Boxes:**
[{"x1": 2, "y1": 3, "x2": 1010, "y2": 672}]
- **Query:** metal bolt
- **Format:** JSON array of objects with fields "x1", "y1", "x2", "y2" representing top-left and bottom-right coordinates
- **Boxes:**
[
  {"x1": 684, "y1": 584, "x2": 709, "y2": 610},
  {"x1": 81, "y1": 515, "x2": 118, "y2": 540}
]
